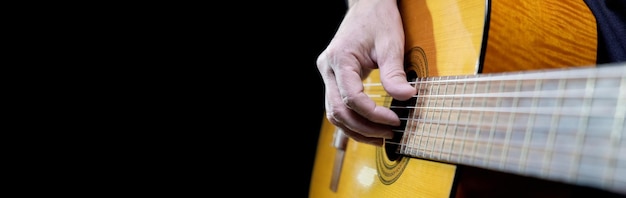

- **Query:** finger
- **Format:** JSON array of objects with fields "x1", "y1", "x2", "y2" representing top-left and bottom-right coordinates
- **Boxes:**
[
  {"x1": 376, "y1": 46, "x2": 417, "y2": 101},
  {"x1": 333, "y1": 60, "x2": 403, "y2": 127},
  {"x1": 328, "y1": 111, "x2": 390, "y2": 146},
  {"x1": 337, "y1": 126, "x2": 385, "y2": 146},
  {"x1": 327, "y1": 103, "x2": 395, "y2": 139},
  {"x1": 318, "y1": 53, "x2": 390, "y2": 139},
  {"x1": 373, "y1": 13, "x2": 417, "y2": 101},
  {"x1": 379, "y1": 65, "x2": 416, "y2": 101}
]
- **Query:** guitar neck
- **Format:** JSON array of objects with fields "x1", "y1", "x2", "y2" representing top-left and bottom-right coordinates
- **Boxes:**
[{"x1": 390, "y1": 63, "x2": 626, "y2": 195}]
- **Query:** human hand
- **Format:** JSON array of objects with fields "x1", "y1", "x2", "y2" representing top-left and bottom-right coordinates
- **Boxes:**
[{"x1": 316, "y1": 0, "x2": 417, "y2": 146}]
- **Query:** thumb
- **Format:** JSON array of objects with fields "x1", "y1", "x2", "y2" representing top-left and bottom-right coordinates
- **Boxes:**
[{"x1": 377, "y1": 59, "x2": 417, "y2": 101}]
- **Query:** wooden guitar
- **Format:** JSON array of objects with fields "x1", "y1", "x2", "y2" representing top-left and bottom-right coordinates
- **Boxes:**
[{"x1": 309, "y1": 0, "x2": 626, "y2": 197}]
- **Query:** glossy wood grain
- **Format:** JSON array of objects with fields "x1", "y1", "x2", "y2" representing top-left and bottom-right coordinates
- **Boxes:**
[{"x1": 482, "y1": 0, "x2": 597, "y2": 72}]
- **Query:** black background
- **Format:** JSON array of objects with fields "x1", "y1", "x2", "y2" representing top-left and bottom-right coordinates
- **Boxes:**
[
  {"x1": 218, "y1": 0, "x2": 348, "y2": 196},
  {"x1": 146, "y1": 1, "x2": 349, "y2": 196},
  {"x1": 264, "y1": 1, "x2": 345, "y2": 196},
  {"x1": 64, "y1": 0, "x2": 349, "y2": 194},
  {"x1": 263, "y1": 1, "x2": 347, "y2": 196}
]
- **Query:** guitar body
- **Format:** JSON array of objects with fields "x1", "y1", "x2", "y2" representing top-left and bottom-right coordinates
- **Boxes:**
[{"x1": 310, "y1": 0, "x2": 603, "y2": 197}]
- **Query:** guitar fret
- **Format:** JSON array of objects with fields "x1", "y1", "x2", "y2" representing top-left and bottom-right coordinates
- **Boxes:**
[
  {"x1": 409, "y1": 106, "x2": 619, "y2": 117},
  {"x1": 483, "y1": 79, "x2": 505, "y2": 168},
  {"x1": 434, "y1": 77, "x2": 444, "y2": 159},
  {"x1": 458, "y1": 78, "x2": 478, "y2": 163},
  {"x1": 604, "y1": 66, "x2": 626, "y2": 188},
  {"x1": 498, "y1": 79, "x2": 522, "y2": 169},
  {"x1": 430, "y1": 77, "x2": 443, "y2": 158},
  {"x1": 399, "y1": 80, "x2": 408, "y2": 154},
  {"x1": 417, "y1": 78, "x2": 429, "y2": 157},
  {"x1": 425, "y1": 78, "x2": 436, "y2": 158},
  {"x1": 434, "y1": 76, "x2": 452, "y2": 160},
  {"x1": 540, "y1": 77, "x2": 567, "y2": 177},
  {"x1": 402, "y1": 78, "x2": 412, "y2": 155},
  {"x1": 518, "y1": 78, "x2": 542, "y2": 173},
  {"x1": 446, "y1": 75, "x2": 462, "y2": 162},
  {"x1": 403, "y1": 79, "x2": 420, "y2": 155},
  {"x1": 405, "y1": 80, "x2": 413, "y2": 155},
  {"x1": 413, "y1": 79, "x2": 424, "y2": 155},
  {"x1": 407, "y1": 132, "x2": 612, "y2": 158},
  {"x1": 469, "y1": 76, "x2": 491, "y2": 165},
  {"x1": 426, "y1": 77, "x2": 439, "y2": 158},
  {"x1": 414, "y1": 78, "x2": 428, "y2": 157},
  {"x1": 569, "y1": 71, "x2": 597, "y2": 182}
]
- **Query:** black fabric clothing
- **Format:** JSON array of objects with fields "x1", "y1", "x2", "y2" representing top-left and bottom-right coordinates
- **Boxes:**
[{"x1": 584, "y1": 0, "x2": 626, "y2": 64}]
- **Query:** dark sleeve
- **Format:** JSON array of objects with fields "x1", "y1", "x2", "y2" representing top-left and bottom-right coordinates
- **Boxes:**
[{"x1": 583, "y1": 0, "x2": 626, "y2": 64}]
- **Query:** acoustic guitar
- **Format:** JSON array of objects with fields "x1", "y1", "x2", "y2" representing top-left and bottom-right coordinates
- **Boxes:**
[{"x1": 309, "y1": 0, "x2": 626, "y2": 197}]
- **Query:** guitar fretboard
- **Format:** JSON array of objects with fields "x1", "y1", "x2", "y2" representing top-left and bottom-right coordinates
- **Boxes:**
[{"x1": 390, "y1": 63, "x2": 626, "y2": 195}]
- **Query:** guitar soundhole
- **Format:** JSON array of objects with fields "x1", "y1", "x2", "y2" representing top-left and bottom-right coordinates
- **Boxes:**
[{"x1": 385, "y1": 70, "x2": 419, "y2": 161}]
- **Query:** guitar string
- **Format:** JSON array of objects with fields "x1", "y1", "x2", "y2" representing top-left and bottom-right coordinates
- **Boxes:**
[
  {"x1": 363, "y1": 65, "x2": 624, "y2": 87},
  {"x1": 364, "y1": 83, "x2": 623, "y2": 99},
  {"x1": 383, "y1": 137, "x2": 620, "y2": 165},
  {"x1": 363, "y1": 84, "x2": 625, "y2": 167},
  {"x1": 362, "y1": 64, "x2": 625, "y2": 90},
  {"x1": 411, "y1": 64, "x2": 625, "y2": 83},
  {"x1": 391, "y1": 106, "x2": 619, "y2": 117},
  {"x1": 363, "y1": 73, "x2": 624, "y2": 121},
  {"x1": 359, "y1": 65, "x2": 625, "y2": 193},
  {"x1": 361, "y1": 65, "x2": 625, "y2": 167},
  {"x1": 384, "y1": 115, "x2": 624, "y2": 166},
  {"x1": 387, "y1": 125, "x2": 622, "y2": 159},
  {"x1": 383, "y1": 137, "x2": 624, "y2": 182}
]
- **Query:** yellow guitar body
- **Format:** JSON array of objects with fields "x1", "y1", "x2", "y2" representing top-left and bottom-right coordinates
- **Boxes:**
[
  {"x1": 310, "y1": 117, "x2": 458, "y2": 197},
  {"x1": 310, "y1": 0, "x2": 598, "y2": 197}
]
